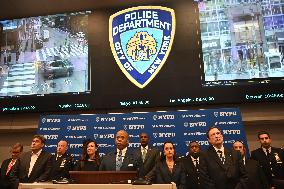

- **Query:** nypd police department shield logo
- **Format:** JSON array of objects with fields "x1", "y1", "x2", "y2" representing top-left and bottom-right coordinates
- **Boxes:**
[{"x1": 109, "y1": 6, "x2": 176, "y2": 88}]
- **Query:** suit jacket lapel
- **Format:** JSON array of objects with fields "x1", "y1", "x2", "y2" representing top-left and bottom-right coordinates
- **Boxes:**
[
  {"x1": 186, "y1": 156, "x2": 196, "y2": 172},
  {"x1": 224, "y1": 148, "x2": 233, "y2": 169},
  {"x1": 138, "y1": 149, "x2": 142, "y2": 157},
  {"x1": 172, "y1": 162, "x2": 178, "y2": 176},
  {"x1": 162, "y1": 161, "x2": 172, "y2": 180},
  {"x1": 25, "y1": 153, "x2": 32, "y2": 176},
  {"x1": 137, "y1": 148, "x2": 143, "y2": 163},
  {"x1": 144, "y1": 147, "x2": 152, "y2": 163},
  {"x1": 121, "y1": 149, "x2": 131, "y2": 168},
  {"x1": 208, "y1": 146, "x2": 226, "y2": 170},
  {"x1": 111, "y1": 151, "x2": 117, "y2": 170},
  {"x1": 2, "y1": 159, "x2": 11, "y2": 177},
  {"x1": 258, "y1": 148, "x2": 270, "y2": 162}
]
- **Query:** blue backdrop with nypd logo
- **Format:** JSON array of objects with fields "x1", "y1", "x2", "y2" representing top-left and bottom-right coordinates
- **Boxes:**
[{"x1": 37, "y1": 108, "x2": 248, "y2": 159}]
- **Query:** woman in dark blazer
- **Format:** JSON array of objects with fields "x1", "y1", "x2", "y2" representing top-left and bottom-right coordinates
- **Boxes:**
[
  {"x1": 74, "y1": 140, "x2": 100, "y2": 171},
  {"x1": 154, "y1": 141, "x2": 186, "y2": 189}
]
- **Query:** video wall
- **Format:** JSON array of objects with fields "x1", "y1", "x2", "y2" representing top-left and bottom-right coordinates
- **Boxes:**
[
  {"x1": 199, "y1": 0, "x2": 284, "y2": 86},
  {"x1": 0, "y1": 0, "x2": 283, "y2": 113},
  {"x1": 0, "y1": 11, "x2": 91, "y2": 95},
  {"x1": 0, "y1": 11, "x2": 92, "y2": 112}
]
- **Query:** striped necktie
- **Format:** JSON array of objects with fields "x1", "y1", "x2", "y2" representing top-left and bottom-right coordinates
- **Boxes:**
[
  {"x1": 217, "y1": 150, "x2": 225, "y2": 164},
  {"x1": 6, "y1": 159, "x2": 16, "y2": 175},
  {"x1": 116, "y1": 150, "x2": 123, "y2": 171}
]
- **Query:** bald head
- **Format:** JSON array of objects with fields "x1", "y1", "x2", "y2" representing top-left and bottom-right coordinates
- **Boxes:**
[{"x1": 57, "y1": 140, "x2": 68, "y2": 155}]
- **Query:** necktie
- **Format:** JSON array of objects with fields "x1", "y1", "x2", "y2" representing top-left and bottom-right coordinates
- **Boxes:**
[
  {"x1": 6, "y1": 159, "x2": 16, "y2": 175},
  {"x1": 142, "y1": 148, "x2": 147, "y2": 162},
  {"x1": 116, "y1": 150, "x2": 123, "y2": 171},
  {"x1": 266, "y1": 149, "x2": 270, "y2": 157},
  {"x1": 217, "y1": 150, "x2": 225, "y2": 164},
  {"x1": 193, "y1": 158, "x2": 199, "y2": 167}
]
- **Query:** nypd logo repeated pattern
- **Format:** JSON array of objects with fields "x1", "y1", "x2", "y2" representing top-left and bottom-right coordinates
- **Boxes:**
[
  {"x1": 109, "y1": 6, "x2": 176, "y2": 88},
  {"x1": 38, "y1": 108, "x2": 248, "y2": 159}
]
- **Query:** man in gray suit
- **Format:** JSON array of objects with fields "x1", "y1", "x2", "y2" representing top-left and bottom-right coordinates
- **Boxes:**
[
  {"x1": 134, "y1": 132, "x2": 160, "y2": 178},
  {"x1": 99, "y1": 130, "x2": 143, "y2": 176},
  {"x1": 10, "y1": 135, "x2": 52, "y2": 189}
]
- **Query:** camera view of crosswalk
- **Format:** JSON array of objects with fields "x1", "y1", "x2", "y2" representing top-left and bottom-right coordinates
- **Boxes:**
[
  {"x1": 0, "y1": 11, "x2": 90, "y2": 96},
  {"x1": 36, "y1": 41, "x2": 87, "y2": 62},
  {"x1": 0, "y1": 62, "x2": 35, "y2": 95}
]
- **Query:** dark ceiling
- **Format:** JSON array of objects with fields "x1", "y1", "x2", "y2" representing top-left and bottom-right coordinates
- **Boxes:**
[{"x1": 0, "y1": 0, "x2": 169, "y2": 20}]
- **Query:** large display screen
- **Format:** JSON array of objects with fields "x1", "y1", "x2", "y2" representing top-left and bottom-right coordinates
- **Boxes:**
[
  {"x1": 92, "y1": 1, "x2": 284, "y2": 109},
  {"x1": 0, "y1": 0, "x2": 283, "y2": 113},
  {"x1": 198, "y1": 0, "x2": 284, "y2": 86},
  {"x1": 0, "y1": 11, "x2": 92, "y2": 112}
]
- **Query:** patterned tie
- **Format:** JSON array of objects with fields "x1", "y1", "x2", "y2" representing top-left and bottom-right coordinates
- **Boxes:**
[
  {"x1": 6, "y1": 159, "x2": 16, "y2": 175},
  {"x1": 142, "y1": 148, "x2": 147, "y2": 162},
  {"x1": 194, "y1": 158, "x2": 199, "y2": 167},
  {"x1": 194, "y1": 158, "x2": 200, "y2": 173},
  {"x1": 116, "y1": 150, "x2": 123, "y2": 171},
  {"x1": 217, "y1": 150, "x2": 225, "y2": 164}
]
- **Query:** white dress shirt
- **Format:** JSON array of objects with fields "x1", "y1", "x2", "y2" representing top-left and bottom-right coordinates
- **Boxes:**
[{"x1": 28, "y1": 149, "x2": 42, "y2": 177}]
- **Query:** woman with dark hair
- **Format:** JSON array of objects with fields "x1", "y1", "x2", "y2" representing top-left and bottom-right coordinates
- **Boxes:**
[
  {"x1": 74, "y1": 140, "x2": 100, "y2": 171},
  {"x1": 154, "y1": 141, "x2": 186, "y2": 189}
]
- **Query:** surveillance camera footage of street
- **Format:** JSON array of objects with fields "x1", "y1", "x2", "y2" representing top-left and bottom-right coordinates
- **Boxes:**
[
  {"x1": 0, "y1": 11, "x2": 91, "y2": 98},
  {"x1": 198, "y1": 0, "x2": 284, "y2": 86}
]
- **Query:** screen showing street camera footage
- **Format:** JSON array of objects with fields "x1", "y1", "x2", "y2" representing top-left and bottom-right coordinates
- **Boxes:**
[
  {"x1": 198, "y1": 0, "x2": 284, "y2": 86},
  {"x1": 0, "y1": 11, "x2": 90, "y2": 97}
]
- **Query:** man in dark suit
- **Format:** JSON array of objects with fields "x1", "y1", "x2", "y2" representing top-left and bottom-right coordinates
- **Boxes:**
[
  {"x1": 181, "y1": 141, "x2": 203, "y2": 189},
  {"x1": 134, "y1": 132, "x2": 160, "y2": 178},
  {"x1": 200, "y1": 126, "x2": 248, "y2": 189},
  {"x1": 233, "y1": 140, "x2": 270, "y2": 189},
  {"x1": 50, "y1": 140, "x2": 74, "y2": 180},
  {"x1": 251, "y1": 131, "x2": 284, "y2": 189},
  {"x1": 99, "y1": 130, "x2": 143, "y2": 176},
  {"x1": 0, "y1": 143, "x2": 23, "y2": 189},
  {"x1": 10, "y1": 135, "x2": 52, "y2": 189}
]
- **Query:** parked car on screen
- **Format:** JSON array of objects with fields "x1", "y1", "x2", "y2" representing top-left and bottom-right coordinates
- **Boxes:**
[{"x1": 42, "y1": 56, "x2": 74, "y2": 79}]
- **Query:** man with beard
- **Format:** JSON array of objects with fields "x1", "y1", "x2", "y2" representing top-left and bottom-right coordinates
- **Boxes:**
[
  {"x1": 251, "y1": 131, "x2": 284, "y2": 189},
  {"x1": 180, "y1": 141, "x2": 203, "y2": 189}
]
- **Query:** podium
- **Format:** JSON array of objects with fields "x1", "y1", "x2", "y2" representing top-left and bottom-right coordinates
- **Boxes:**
[
  {"x1": 18, "y1": 183, "x2": 177, "y2": 189},
  {"x1": 69, "y1": 171, "x2": 138, "y2": 184}
]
